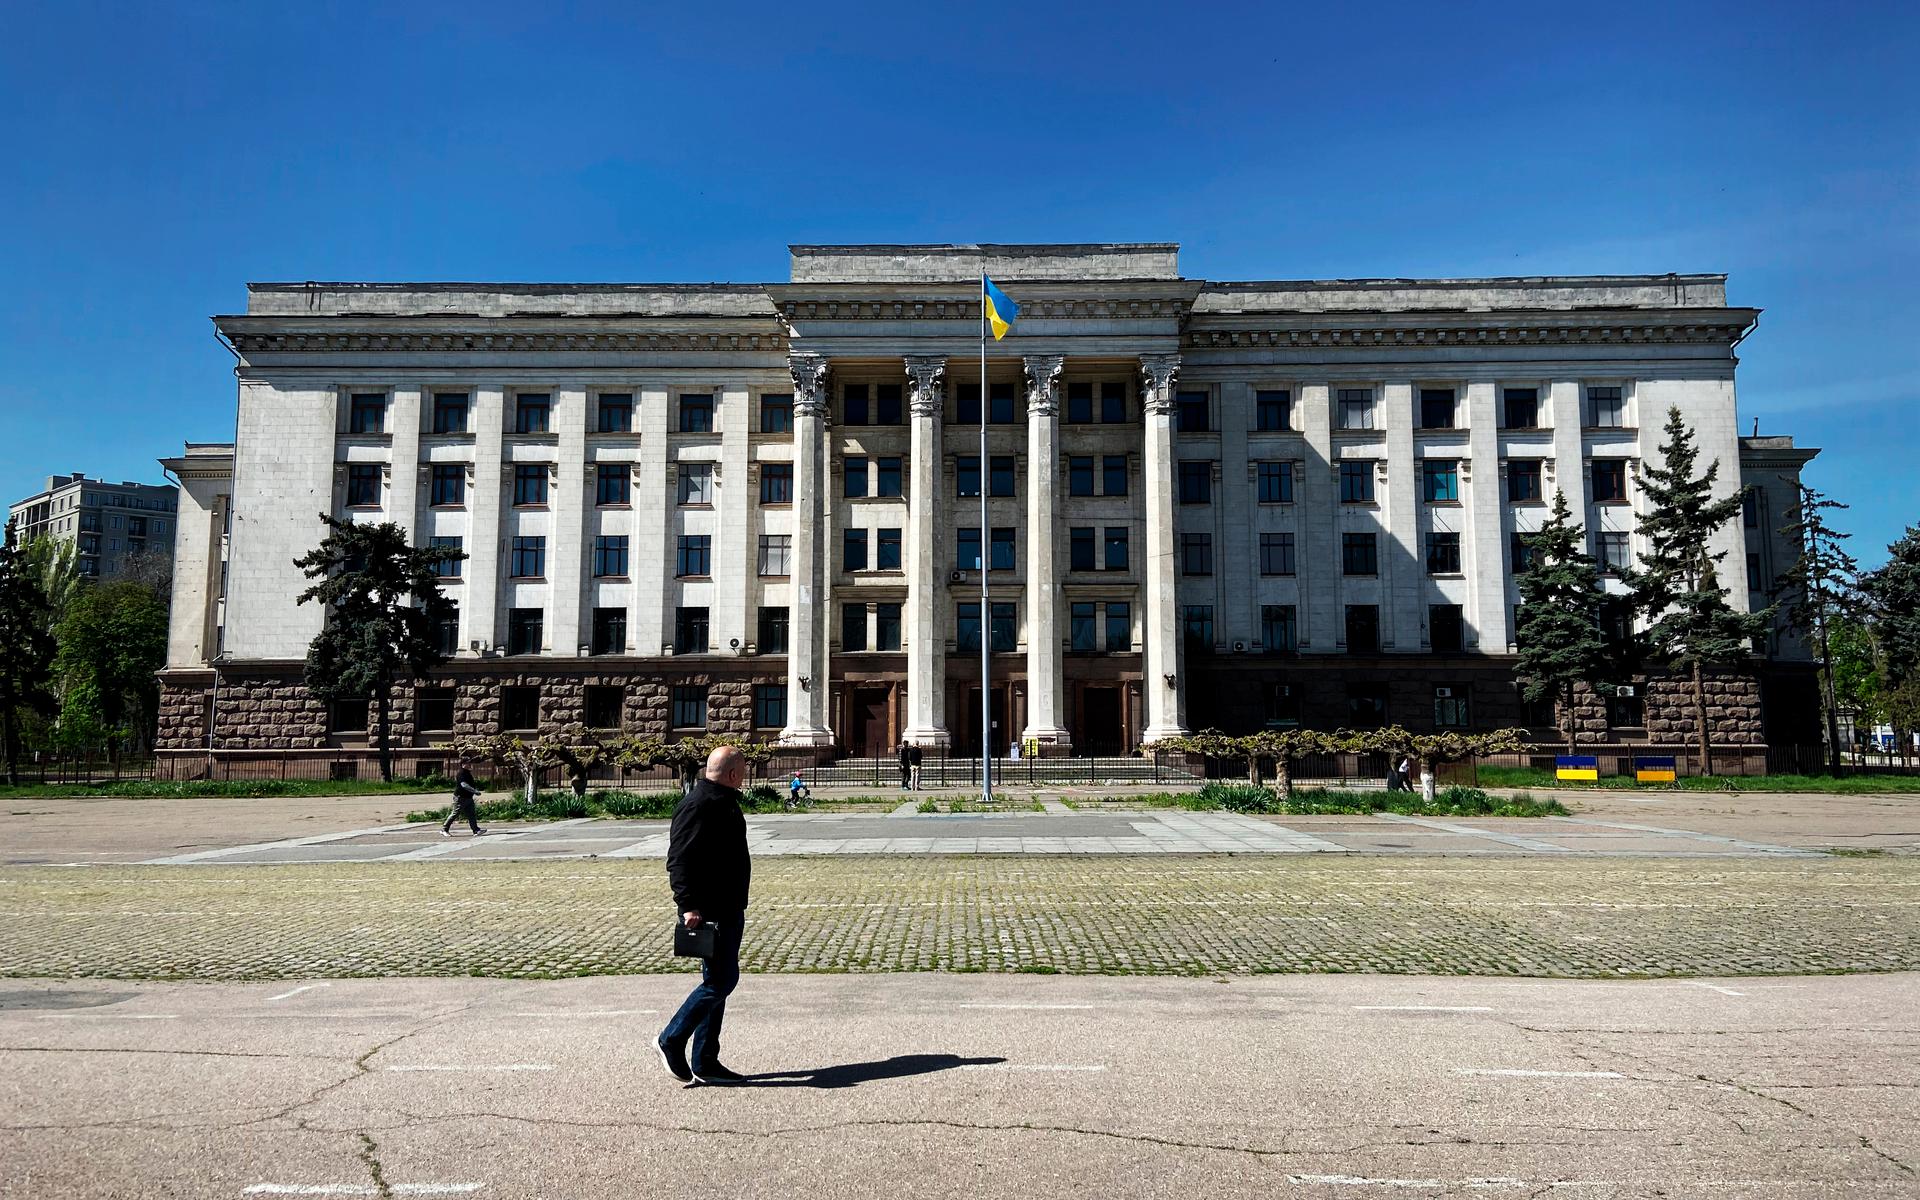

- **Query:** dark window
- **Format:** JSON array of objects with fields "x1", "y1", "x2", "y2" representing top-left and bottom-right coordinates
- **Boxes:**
[
  {"x1": 1340, "y1": 461, "x2": 1375, "y2": 503},
  {"x1": 1070, "y1": 601, "x2": 1097, "y2": 651},
  {"x1": 416, "y1": 688, "x2": 456, "y2": 733},
  {"x1": 1503, "y1": 388, "x2": 1539, "y2": 429},
  {"x1": 591, "y1": 608, "x2": 627, "y2": 655},
  {"x1": 1104, "y1": 527, "x2": 1129, "y2": 571},
  {"x1": 990, "y1": 602, "x2": 1017, "y2": 652},
  {"x1": 432, "y1": 392, "x2": 469, "y2": 434},
  {"x1": 433, "y1": 605, "x2": 460, "y2": 655},
  {"x1": 1600, "y1": 596, "x2": 1633, "y2": 643},
  {"x1": 877, "y1": 527, "x2": 902, "y2": 571},
  {"x1": 1069, "y1": 456, "x2": 1095, "y2": 496},
  {"x1": 1520, "y1": 688, "x2": 1557, "y2": 730},
  {"x1": 1103, "y1": 455, "x2": 1128, "y2": 496},
  {"x1": 875, "y1": 602, "x2": 902, "y2": 651},
  {"x1": 1419, "y1": 388, "x2": 1456, "y2": 430},
  {"x1": 1257, "y1": 461, "x2": 1294, "y2": 503},
  {"x1": 1070, "y1": 528, "x2": 1096, "y2": 572},
  {"x1": 1426, "y1": 532, "x2": 1462, "y2": 574},
  {"x1": 957, "y1": 384, "x2": 981, "y2": 425},
  {"x1": 671, "y1": 685, "x2": 708, "y2": 729},
  {"x1": 1588, "y1": 386, "x2": 1625, "y2": 428},
  {"x1": 753, "y1": 683, "x2": 786, "y2": 728},
  {"x1": 676, "y1": 535, "x2": 711, "y2": 578},
  {"x1": 758, "y1": 606, "x2": 788, "y2": 653},
  {"x1": 507, "y1": 608, "x2": 543, "y2": 655},
  {"x1": 989, "y1": 382, "x2": 1016, "y2": 424},
  {"x1": 1266, "y1": 682, "x2": 1302, "y2": 727},
  {"x1": 990, "y1": 527, "x2": 1016, "y2": 571},
  {"x1": 875, "y1": 384, "x2": 903, "y2": 425},
  {"x1": 844, "y1": 456, "x2": 868, "y2": 498},
  {"x1": 955, "y1": 456, "x2": 981, "y2": 497},
  {"x1": 1256, "y1": 389, "x2": 1291, "y2": 431},
  {"x1": 1182, "y1": 604, "x2": 1215, "y2": 654},
  {"x1": 1180, "y1": 532, "x2": 1212, "y2": 576},
  {"x1": 1105, "y1": 602, "x2": 1131, "y2": 651},
  {"x1": 431, "y1": 535, "x2": 463, "y2": 578},
  {"x1": 502, "y1": 686, "x2": 540, "y2": 730},
  {"x1": 597, "y1": 393, "x2": 633, "y2": 433},
  {"x1": 989, "y1": 456, "x2": 1016, "y2": 497},
  {"x1": 761, "y1": 464, "x2": 793, "y2": 504},
  {"x1": 1342, "y1": 532, "x2": 1378, "y2": 576},
  {"x1": 876, "y1": 457, "x2": 903, "y2": 498},
  {"x1": 678, "y1": 464, "x2": 714, "y2": 506},
  {"x1": 1747, "y1": 552, "x2": 1764, "y2": 592},
  {"x1": 1345, "y1": 606, "x2": 1380, "y2": 654},
  {"x1": 585, "y1": 685, "x2": 623, "y2": 728},
  {"x1": 514, "y1": 465, "x2": 548, "y2": 507},
  {"x1": 674, "y1": 607, "x2": 708, "y2": 654},
  {"x1": 760, "y1": 393, "x2": 793, "y2": 433},
  {"x1": 1262, "y1": 605, "x2": 1298, "y2": 654},
  {"x1": 956, "y1": 528, "x2": 981, "y2": 571},
  {"x1": 596, "y1": 464, "x2": 629, "y2": 506},
  {"x1": 1422, "y1": 461, "x2": 1459, "y2": 503},
  {"x1": 1592, "y1": 460, "x2": 1628, "y2": 503},
  {"x1": 1337, "y1": 388, "x2": 1375, "y2": 430},
  {"x1": 510, "y1": 536, "x2": 545, "y2": 579},
  {"x1": 1259, "y1": 532, "x2": 1295, "y2": 576},
  {"x1": 1347, "y1": 683, "x2": 1389, "y2": 728},
  {"x1": 1743, "y1": 487, "x2": 1762, "y2": 529},
  {"x1": 330, "y1": 698, "x2": 369, "y2": 734},
  {"x1": 1100, "y1": 381, "x2": 1127, "y2": 423},
  {"x1": 1176, "y1": 390, "x2": 1209, "y2": 432},
  {"x1": 678, "y1": 393, "x2": 714, "y2": 433},
  {"x1": 843, "y1": 384, "x2": 870, "y2": 426},
  {"x1": 515, "y1": 393, "x2": 550, "y2": 434},
  {"x1": 1508, "y1": 459, "x2": 1542, "y2": 503},
  {"x1": 1178, "y1": 461, "x2": 1212, "y2": 504},
  {"x1": 1067, "y1": 382, "x2": 1094, "y2": 424},
  {"x1": 1597, "y1": 531, "x2": 1631, "y2": 574},
  {"x1": 841, "y1": 603, "x2": 867, "y2": 651},
  {"x1": 956, "y1": 602, "x2": 981, "y2": 651},
  {"x1": 1434, "y1": 685, "x2": 1470, "y2": 729},
  {"x1": 1607, "y1": 690, "x2": 1644, "y2": 727},
  {"x1": 1511, "y1": 531, "x2": 1540, "y2": 573},
  {"x1": 593, "y1": 535, "x2": 629, "y2": 578},
  {"x1": 758, "y1": 534, "x2": 791, "y2": 577},
  {"x1": 842, "y1": 528, "x2": 868, "y2": 572},
  {"x1": 349, "y1": 393, "x2": 386, "y2": 435},
  {"x1": 346, "y1": 465, "x2": 380, "y2": 507},
  {"x1": 1430, "y1": 604, "x2": 1465, "y2": 652}
]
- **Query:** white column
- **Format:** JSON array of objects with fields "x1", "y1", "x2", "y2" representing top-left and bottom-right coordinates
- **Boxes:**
[
  {"x1": 780, "y1": 353, "x2": 834, "y2": 746},
  {"x1": 632, "y1": 386, "x2": 670, "y2": 655},
  {"x1": 550, "y1": 385, "x2": 588, "y2": 657},
  {"x1": 1140, "y1": 353, "x2": 1187, "y2": 742},
  {"x1": 1462, "y1": 380, "x2": 1506, "y2": 651},
  {"x1": 388, "y1": 386, "x2": 422, "y2": 538},
  {"x1": 717, "y1": 383, "x2": 753, "y2": 653},
  {"x1": 1021, "y1": 354, "x2": 1069, "y2": 748},
  {"x1": 466, "y1": 387, "x2": 506, "y2": 653},
  {"x1": 904, "y1": 355, "x2": 950, "y2": 747}
]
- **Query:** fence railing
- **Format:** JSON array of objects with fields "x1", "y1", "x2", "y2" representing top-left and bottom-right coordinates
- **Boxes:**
[{"x1": 7, "y1": 756, "x2": 158, "y2": 785}]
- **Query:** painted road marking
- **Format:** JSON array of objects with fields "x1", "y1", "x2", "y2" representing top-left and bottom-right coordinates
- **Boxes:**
[
  {"x1": 1547, "y1": 816, "x2": 1818, "y2": 856},
  {"x1": 383, "y1": 1064, "x2": 553, "y2": 1072},
  {"x1": 1285, "y1": 1176, "x2": 1606, "y2": 1190},
  {"x1": 1453, "y1": 1068, "x2": 1624, "y2": 1079},
  {"x1": 1685, "y1": 982, "x2": 1748, "y2": 997},
  {"x1": 142, "y1": 824, "x2": 420, "y2": 865},
  {"x1": 958, "y1": 1003, "x2": 1096, "y2": 1010},
  {"x1": 1374, "y1": 813, "x2": 1571, "y2": 853},
  {"x1": 960, "y1": 1063, "x2": 1108, "y2": 1072},
  {"x1": 34, "y1": 1013, "x2": 177, "y2": 1020},
  {"x1": 244, "y1": 1186, "x2": 484, "y2": 1196},
  {"x1": 1354, "y1": 1005, "x2": 1495, "y2": 1012},
  {"x1": 268, "y1": 984, "x2": 331, "y2": 1002},
  {"x1": 507, "y1": 1010, "x2": 657, "y2": 1018}
]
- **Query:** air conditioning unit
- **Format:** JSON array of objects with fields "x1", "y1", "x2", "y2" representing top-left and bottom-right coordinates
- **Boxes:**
[
  {"x1": 949, "y1": 570, "x2": 966, "y2": 583},
  {"x1": 1273, "y1": 684, "x2": 1292, "y2": 697},
  {"x1": 1434, "y1": 687, "x2": 1455, "y2": 698},
  {"x1": 1617, "y1": 685, "x2": 1636, "y2": 698},
  {"x1": 1232, "y1": 640, "x2": 1248, "y2": 653}
]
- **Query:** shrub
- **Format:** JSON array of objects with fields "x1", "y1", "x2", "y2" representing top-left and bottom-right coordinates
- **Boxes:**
[{"x1": 916, "y1": 797, "x2": 939, "y2": 813}]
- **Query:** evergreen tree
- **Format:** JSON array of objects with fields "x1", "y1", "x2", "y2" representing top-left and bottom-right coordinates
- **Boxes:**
[
  {"x1": 1629, "y1": 407, "x2": 1773, "y2": 775},
  {"x1": 0, "y1": 522, "x2": 58, "y2": 785},
  {"x1": 1776, "y1": 485, "x2": 1858, "y2": 772},
  {"x1": 295, "y1": 515, "x2": 463, "y2": 782},
  {"x1": 53, "y1": 582, "x2": 169, "y2": 761},
  {"x1": 1513, "y1": 490, "x2": 1613, "y2": 748}
]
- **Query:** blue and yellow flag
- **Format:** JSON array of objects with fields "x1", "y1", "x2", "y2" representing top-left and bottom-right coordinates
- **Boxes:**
[{"x1": 983, "y1": 276, "x2": 1019, "y2": 340}]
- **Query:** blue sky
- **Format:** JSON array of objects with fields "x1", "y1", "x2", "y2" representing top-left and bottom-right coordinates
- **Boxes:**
[{"x1": 3, "y1": 1, "x2": 1915, "y2": 562}]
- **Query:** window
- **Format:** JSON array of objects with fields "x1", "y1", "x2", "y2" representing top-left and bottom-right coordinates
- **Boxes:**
[
  {"x1": 1256, "y1": 389, "x2": 1291, "y2": 431},
  {"x1": 989, "y1": 456, "x2": 1015, "y2": 497},
  {"x1": 1266, "y1": 682, "x2": 1302, "y2": 728},
  {"x1": 1101, "y1": 381, "x2": 1127, "y2": 423},
  {"x1": 875, "y1": 384, "x2": 903, "y2": 425},
  {"x1": 876, "y1": 457, "x2": 903, "y2": 498},
  {"x1": 842, "y1": 528, "x2": 868, "y2": 572},
  {"x1": 1178, "y1": 461, "x2": 1212, "y2": 504},
  {"x1": 678, "y1": 393, "x2": 714, "y2": 433},
  {"x1": 1345, "y1": 606, "x2": 1380, "y2": 654},
  {"x1": 877, "y1": 527, "x2": 902, "y2": 570},
  {"x1": 753, "y1": 683, "x2": 786, "y2": 729},
  {"x1": 1588, "y1": 386, "x2": 1625, "y2": 428},
  {"x1": 1743, "y1": 488, "x2": 1762, "y2": 529},
  {"x1": 433, "y1": 605, "x2": 460, "y2": 656},
  {"x1": 956, "y1": 602, "x2": 982, "y2": 651},
  {"x1": 1419, "y1": 388, "x2": 1456, "y2": 430},
  {"x1": 761, "y1": 464, "x2": 793, "y2": 505},
  {"x1": 592, "y1": 608, "x2": 627, "y2": 655},
  {"x1": 1103, "y1": 455, "x2": 1129, "y2": 496},
  {"x1": 328, "y1": 697, "x2": 369, "y2": 735},
  {"x1": 585, "y1": 685, "x2": 624, "y2": 728},
  {"x1": 1176, "y1": 390, "x2": 1209, "y2": 432},
  {"x1": 760, "y1": 393, "x2": 793, "y2": 433},
  {"x1": 844, "y1": 456, "x2": 868, "y2": 498},
  {"x1": 1067, "y1": 382, "x2": 1095, "y2": 424},
  {"x1": 1426, "y1": 531, "x2": 1462, "y2": 574},
  {"x1": 671, "y1": 685, "x2": 708, "y2": 729},
  {"x1": 1599, "y1": 596, "x2": 1633, "y2": 644},
  {"x1": 875, "y1": 602, "x2": 902, "y2": 651},
  {"x1": 349, "y1": 393, "x2": 386, "y2": 435},
  {"x1": 1342, "y1": 532, "x2": 1378, "y2": 576},
  {"x1": 842, "y1": 603, "x2": 867, "y2": 651},
  {"x1": 1259, "y1": 532, "x2": 1296, "y2": 576},
  {"x1": 758, "y1": 534, "x2": 791, "y2": 577},
  {"x1": 1520, "y1": 688, "x2": 1557, "y2": 730},
  {"x1": 346, "y1": 465, "x2": 380, "y2": 507},
  {"x1": 1343, "y1": 683, "x2": 1388, "y2": 727},
  {"x1": 1422, "y1": 461, "x2": 1459, "y2": 503},
  {"x1": 758, "y1": 606, "x2": 788, "y2": 653},
  {"x1": 597, "y1": 393, "x2": 634, "y2": 434},
  {"x1": 507, "y1": 609, "x2": 543, "y2": 655},
  {"x1": 1180, "y1": 532, "x2": 1213, "y2": 576},
  {"x1": 1430, "y1": 605, "x2": 1465, "y2": 653},
  {"x1": 955, "y1": 456, "x2": 980, "y2": 497},
  {"x1": 1105, "y1": 602, "x2": 1131, "y2": 651},
  {"x1": 957, "y1": 384, "x2": 981, "y2": 425},
  {"x1": 1592, "y1": 460, "x2": 1628, "y2": 503},
  {"x1": 1104, "y1": 527, "x2": 1129, "y2": 571},
  {"x1": 1070, "y1": 601, "x2": 1097, "y2": 651},
  {"x1": 1508, "y1": 459, "x2": 1542, "y2": 503},
  {"x1": 596, "y1": 464, "x2": 630, "y2": 506},
  {"x1": 843, "y1": 384, "x2": 870, "y2": 426},
  {"x1": 509, "y1": 536, "x2": 545, "y2": 579},
  {"x1": 1597, "y1": 531, "x2": 1631, "y2": 574},
  {"x1": 1340, "y1": 461, "x2": 1376, "y2": 503},
  {"x1": 1607, "y1": 690, "x2": 1644, "y2": 728},
  {"x1": 432, "y1": 392, "x2": 469, "y2": 434},
  {"x1": 676, "y1": 535, "x2": 711, "y2": 578},
  {"x1": 1511, "y1": 531, "x2": 1540, "y2": 573},
  {"x1": 431, "y1": 535, "x2": 463, "y2": 578},
  {"x1": 500, "y1": 685, "x2": 540, "y2": 730},
  {"x1": 956, "y1": 528, "x2": 981, "y2": 571},
  {"x1": 1069, "y1": 456, "x2": 1095, "y2": 496},
  {"x1": 989, "y1": 382, "x2": 1016, "y2": 424},
  {"x1": 416, "y1": 688, "x2": 456, "y2": 734},
  {"x1": 674, "y1": 607, "x2": 708, "y2": 654},
  {"x1": 514, "y1": 465, "x2": 549, "y2": 507},
  {"x1": 1262, "y1": 605, "x2": 1298, "y2": 654},
  {"x1": 515, "y1": 393, "x2": 551, "y2": 434},
  {"x1": 1747, "y1": 552, "x2": 1764, "y2": 592},
  {"x1": 1337, "y1": 387, "x2": 1375, "y2": 431},
  {"x1": 593, "y1": 535, "x2": 629, "y2": 578},
  {"x1": 1257, "y1": 461, "x2": 1294, "y2": 503},
  {"x1": 1182, "y1": 605, "x2": 1215, "y2": 654},
  {"x1": 990, "y1": 527, "x2": 1016, "y2": 571},
  {"x1": 1503, "y1": 388, "x2": 1539, "y2": 430},
  {"x1": 678, "y1": 464, "x2": 714, "y2": 506},
  {"x1": 1070, "y1": 528, "x2": 1096, "y2": 572}
]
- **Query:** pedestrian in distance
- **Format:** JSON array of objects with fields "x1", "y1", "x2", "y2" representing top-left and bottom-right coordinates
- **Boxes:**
[
  {"x1": 908, "y1": 742, "x2": 924, "y2": 791},
  {"x1": 442, "y1": 757, "x2": 485, "y2": 836},
  {"x1": 658, "y1": 744, "x2": 753, "y2": 1086},
  {"x1": 897, "y1": 739, "x2": 913, "y2": 790},
  {"x1": 788, "y1": 771, "x2": 810, "y2": 809}
]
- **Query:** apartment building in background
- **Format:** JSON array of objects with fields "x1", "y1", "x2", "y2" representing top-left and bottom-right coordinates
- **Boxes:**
[{"x1": 7, "y1": 472, "x2": 178, "y2": 582}]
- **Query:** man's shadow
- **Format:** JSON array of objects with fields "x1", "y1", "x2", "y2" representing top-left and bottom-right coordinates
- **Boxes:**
[{"x1": 704, "y1": 1054, "x2": 1007, "y2": 1089}]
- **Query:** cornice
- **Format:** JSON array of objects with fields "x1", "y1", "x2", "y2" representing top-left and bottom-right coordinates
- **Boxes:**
[
  {"x1": 1182, "y1": 308, "x2": 1758, "y2": 351},
  {"x1": 215, "y1": 314, "x2": 788, "y2": 355}
]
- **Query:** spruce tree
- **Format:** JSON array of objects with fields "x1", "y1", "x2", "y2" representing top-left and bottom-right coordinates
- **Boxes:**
[
  {"x1": 0, "y1": 522, "x2": 58, "y2": 785},
  {"x1": 295, "y1": 515, "x2": 464, "y2": 782},
  {"x1": 1514, "y1": 489, "x2": 1612, "y2": 748},
  {"x1": 1776, "y1": 485, "x2": 1858, "y2": 772},
  {"x1": 1630, "y1": 407, "x2": 1773, "y2": 775}
]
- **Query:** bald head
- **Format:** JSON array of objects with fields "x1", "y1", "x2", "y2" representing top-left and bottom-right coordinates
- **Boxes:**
[{"x1": 703, "y1": 744, "x2": 747, "y2": 790}]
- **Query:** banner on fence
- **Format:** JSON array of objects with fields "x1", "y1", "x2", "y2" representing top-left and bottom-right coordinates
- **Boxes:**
[
  {"x1": 1556, "y1": 754, "x2": 1599, "y2": 781},
  {"x1": 1634, "y1": 755, "x2": 1677, "y2": 783}
]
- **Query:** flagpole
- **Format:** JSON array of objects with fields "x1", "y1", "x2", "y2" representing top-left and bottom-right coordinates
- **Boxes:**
[{"x1": 980, "y1": 271, "x2": 993, "y2": 804}]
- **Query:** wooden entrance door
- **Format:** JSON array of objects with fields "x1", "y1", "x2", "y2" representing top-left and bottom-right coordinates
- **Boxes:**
[
  {"x1": 1078, "y1": 686, "x2": 1123, "y2": 756},
  {"x1": 851, "y1": 686, "x2": 891, "y2": 757}
]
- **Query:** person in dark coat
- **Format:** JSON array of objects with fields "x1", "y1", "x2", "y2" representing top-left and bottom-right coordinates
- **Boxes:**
[
  {"x1": 442, "y1": 758, "x2": 485, "y2": 836},
  {"x1": 908, "y1": 743, "x2": 924, "y2": 791},
  {"x1": 897, "y1": 740, "x2": 913, "y2": 790},
  {"x1": 657, "y1": 744, "x2": 752, "y2": 1085}
]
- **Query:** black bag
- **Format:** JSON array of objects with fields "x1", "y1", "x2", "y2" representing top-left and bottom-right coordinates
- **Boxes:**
[{"x1": 673, "y1": 920, "x2": 716, "y2": 959}]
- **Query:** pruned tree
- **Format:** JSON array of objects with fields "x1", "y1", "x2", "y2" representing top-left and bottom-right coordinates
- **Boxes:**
[
  {"x1": 1776, "y1": 485, "x2": 1859, "y2": 773},
  {"x1": 294, "y1": 515, "x2": 463, "y2": 782},
  {"x1": 0, "y1": 523, "x2": 58, "y2": 785},
  {"x1": 447, "y1": 732, "x2": 552, "y2": 805},
  {"x1": 1359, "y1": 725, "x2": 1530, "y2": 804},
  {"x1": 610, "y1": 731, "x2": 774, "y2": 793},
  {"x1": 545, "y1": 722, "x2": 613, "y2": 797},
  {"x1": 1514, "y1": 489, "x2": 1614, "y2": 749},
  {"x1": 1160, "y1": 728, "x2": 1350, "y2": 798}
]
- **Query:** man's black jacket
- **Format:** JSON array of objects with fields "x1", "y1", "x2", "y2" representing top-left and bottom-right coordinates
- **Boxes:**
[{"x1": 666, "y1": 777, "x2": 751, "y2": 915}]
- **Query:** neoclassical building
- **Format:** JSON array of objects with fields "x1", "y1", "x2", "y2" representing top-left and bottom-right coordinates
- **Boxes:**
[{"x1": 155, "y1": 243, "x2": 1818, "y2": 771}]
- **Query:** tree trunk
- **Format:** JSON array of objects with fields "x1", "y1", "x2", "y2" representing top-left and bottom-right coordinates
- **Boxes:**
[
  {"x1": 1247, "y1": 755, "x2": 1262, "y2": 787},
  {"x1": 524, "y1": 760, "x2": 537, "y2": 805},
  {"x1": 1276, "y1": 756, "x2": 1293, "y2": 800},
  {"x1": 375, "y1": 684, "x2": 393, "y2": 783},
  {"x1": 1562, "y1": 683, "x2": 1577, "y2": 753},
  {"x1": 1691, "y1": 660, "x2": 1714, "y2": 777},
  {"x1": 1420, "y1": 756, "x2": 1438, "y2": 805},
  {"x1": 1817, "y1": 622, "x2": 1842, "y2": 776},
  {"x1": 2, "y1": 708, "x2": 17, "y2": 787}
]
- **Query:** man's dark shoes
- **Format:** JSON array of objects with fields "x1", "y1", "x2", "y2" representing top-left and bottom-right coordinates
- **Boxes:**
[
  {"x1": 691, "y1": 1060, "x2": 746, "y2": 1085},
  {"x1": 656, "y1": 1038, "x2": 692, "y2": 1083}
]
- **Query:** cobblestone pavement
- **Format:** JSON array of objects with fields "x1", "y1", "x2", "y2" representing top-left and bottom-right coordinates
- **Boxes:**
[{"x1": 4, "y1": 856, "x2": 1917, "y2": 980}]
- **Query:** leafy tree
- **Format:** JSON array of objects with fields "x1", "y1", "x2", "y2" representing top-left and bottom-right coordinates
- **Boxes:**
[
  {"x1": 611, "y1": 732, "x2": 773, "y2": 793},
  {"x1": 1359, "y1": 726, "x2": 1530, "y2": 805},
  {"x1": 0, "y1": 524, "x2": 58, "y2": 784},
  {"x1": 53, "y1": 581, "x2": 168, "y2": 761},
  {"x1": 1161, "y1": 728, "x2": 1346, "y2": 797},
  {"x1": 1829, "y1": 614, "x2": 1882, "y2": 735},
  {"x1": 294, "y1": 515, "x2": 462, "y2": 782},
  {"x1": 1861, "y1": 526, "x2": 1920, "y2": 688},
  {"x1": 20, "y1": 535, "x2": 82, "y2": 629},
  {"x1": 447, "y1": 732, "x2": 552, "y2": 805},
  {"x1": 1514, "y1": 490, "x2": 1614, "y2": 749},
  {"x1": 1776, "y1": 485, "x2": 1859, "y2": 772},
  {"x1": 1629, "y1": 407, "x2": 1773, "y2": 775}
]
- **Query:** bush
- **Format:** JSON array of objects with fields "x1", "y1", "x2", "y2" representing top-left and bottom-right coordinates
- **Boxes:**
[
  {"x1": 1179, "y1": 782, "x2": 1279, "y2": 813},
  {"x1": 1149, "y1": 782, "x2": 1568, "y2": 818}
]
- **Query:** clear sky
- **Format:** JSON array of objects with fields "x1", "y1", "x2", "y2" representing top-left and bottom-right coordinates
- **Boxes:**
[{"x1": 3, "y1": 1, "x2": 1914, "y2": 562}]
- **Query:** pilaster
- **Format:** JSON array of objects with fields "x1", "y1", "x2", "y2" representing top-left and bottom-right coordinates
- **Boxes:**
[
  {"x1": 1140, "y1": 353, "x2": 1187, "y2": 742},
  {"x1": 1021, "y1": 354, "x2": 1069, "y2": 747},
  {"x1": 780, "y1": 353, "x2": 834, "y2": 746},
  {"x1": 904, "y1": 355, "x2": 950, "y2": 747},
  {"x1": 466, "y1": 387, "x2": 505, "y2": 653},
  {"x1": 550, "y1": 386, "x2": 588, "y2": 657}
]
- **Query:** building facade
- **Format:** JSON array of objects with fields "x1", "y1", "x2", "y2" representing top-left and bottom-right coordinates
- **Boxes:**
[
  {"x1": 155, "y1": 243, "x2": 1818, "y2": 770},
  {"x1": 9, "y1": 472, "x2": 178, "y2": 582}
]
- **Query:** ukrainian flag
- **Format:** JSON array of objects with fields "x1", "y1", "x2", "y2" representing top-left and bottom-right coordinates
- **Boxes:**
[{"x1": 983, "y1": 276, "x2": 1019, "y2": 340}]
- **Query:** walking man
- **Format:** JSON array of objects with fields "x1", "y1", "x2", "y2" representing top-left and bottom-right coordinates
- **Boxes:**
[
  {"x1": 442, "y1": 757, "x2": 485, "y2": 836},
  {"x1": 897, "y1": 739, "x2": 913, "y2": 790},
  {"x1": 908, "y1": 742, "x2": 924, "y2": 791},
  {"x1": 658, "y1": 744, "x2": 752, "y2": 1085}
]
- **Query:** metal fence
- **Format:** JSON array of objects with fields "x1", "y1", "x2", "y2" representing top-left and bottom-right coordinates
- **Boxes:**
[{"x1": 6, "y1": 756, "x2": 158, "y2": 785}]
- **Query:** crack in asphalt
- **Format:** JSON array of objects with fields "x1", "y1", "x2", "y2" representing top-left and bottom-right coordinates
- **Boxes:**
[
  {"x1": 1711, "y1": 1076, "x2": 1917, "y2": 1177},
  {"x1": 356, "y1": 1131, "x2": 393, "y2": 1199}
]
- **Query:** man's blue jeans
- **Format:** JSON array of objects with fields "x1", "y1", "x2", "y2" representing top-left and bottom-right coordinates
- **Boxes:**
[{"x1": 661, "y1": 913, "x2": 743, "y2": 1070}]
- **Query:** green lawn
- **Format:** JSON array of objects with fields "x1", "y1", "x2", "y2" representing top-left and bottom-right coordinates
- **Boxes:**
[
  {"x1": 0, "y1": 777, "x2": 459, "y2": 799},
  {"x1": 1473, "y1": 765, "x2": 1920, "y2": 794}
]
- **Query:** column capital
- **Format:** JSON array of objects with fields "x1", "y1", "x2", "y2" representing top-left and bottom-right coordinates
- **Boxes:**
[
  {"x1": 1139, "y1": 353, "x2": 1182, "y2": 415},
  {"x1": 789, "y1": 352, "x2": 831, "y2": 417},
  {"x1": 904, "y1": 356, "x2": 947, "y2": 418},
  {"x1": 1023, "y1": 354, "x2": 1064, "y2": 418}
]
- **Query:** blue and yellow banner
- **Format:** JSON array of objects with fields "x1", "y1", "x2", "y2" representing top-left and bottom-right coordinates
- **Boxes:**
[
  {"x1": 1634, "y1": 755, "x2": 1677, "y2": 783},
  {"x1": 1556, "y1": 754, "x2": 1599, "y2": 782},
  {"x1": 983, "y1": 276, "x2": 1019, "y2": 340}
]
